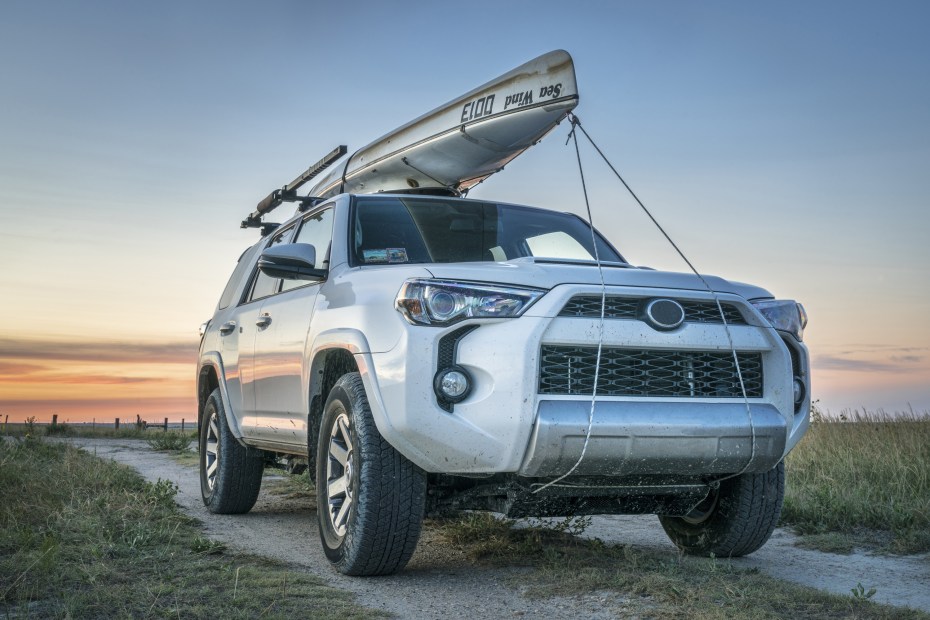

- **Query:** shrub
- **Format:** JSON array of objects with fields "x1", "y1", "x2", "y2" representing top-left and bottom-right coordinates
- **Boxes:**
[{"x1": 145, "y1": 431, "x2": 194, "y2": 452}]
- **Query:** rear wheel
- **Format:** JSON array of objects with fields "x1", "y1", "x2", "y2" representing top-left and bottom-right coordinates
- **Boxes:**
[
  {"x1": 316, "y1": 373, "x2": 426, "y2": 575},
  {"x1": 199, "y1": 388, "x2": 264, "y2": 514},
  {"x1": 659, "y1": 462, "x2": 785, "y2": 557}
]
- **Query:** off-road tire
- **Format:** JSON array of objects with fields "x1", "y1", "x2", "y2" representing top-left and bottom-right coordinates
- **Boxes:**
[
  {"x1": 659, "y1": 462, "x2": 785, "y2": 557},
  {"x1": 316, "y1": 372, "x2": 426, "y2": 576},
  {"x1": 199, "y1": 388, "x2": 264, "y2": 514}
]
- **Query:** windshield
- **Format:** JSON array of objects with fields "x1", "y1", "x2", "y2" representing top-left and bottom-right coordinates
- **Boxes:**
[{"x1": 351, "y1": 196, "x2": 623, "y2": 266}]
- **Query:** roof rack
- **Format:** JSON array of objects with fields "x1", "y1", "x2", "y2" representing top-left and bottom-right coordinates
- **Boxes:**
[{"x1": 242, "y1": 145, "x2": 347, "y2": 232}]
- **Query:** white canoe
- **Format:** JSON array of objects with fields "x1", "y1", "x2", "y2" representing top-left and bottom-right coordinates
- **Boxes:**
[{"x1": 308, "y1": 50, "x2": 579, "y2": 199}]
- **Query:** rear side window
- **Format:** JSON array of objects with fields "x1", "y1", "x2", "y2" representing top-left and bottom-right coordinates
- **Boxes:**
[{"x1": 218, "y1": 245, "x2": 259, "y2": 310}]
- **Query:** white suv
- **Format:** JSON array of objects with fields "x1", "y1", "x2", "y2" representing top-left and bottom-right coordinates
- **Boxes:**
[{"x1": 197, "y1": 192, "x2": 810, "y2": 576}]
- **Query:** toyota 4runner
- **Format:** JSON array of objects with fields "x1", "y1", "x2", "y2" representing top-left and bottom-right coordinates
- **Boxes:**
[{"x1": 196, "y1": 192, "x2": 810, "y2": 576}]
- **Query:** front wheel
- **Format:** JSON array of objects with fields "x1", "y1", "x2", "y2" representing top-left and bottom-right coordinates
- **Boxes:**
[
  {"x1": 659, "y1": 462, "x2": 785, "y2": 557},
  {"x1": 316, "y1": 373, "x2": 426, "y2": 576},
  {"x1": 199, "y1": 388, "x2": 264, "y2": 514}
]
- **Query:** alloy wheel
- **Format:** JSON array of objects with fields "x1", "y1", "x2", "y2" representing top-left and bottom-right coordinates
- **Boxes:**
[
  {"x1": 326, "y1": 412, "x2": 354, "y2": 536},
  {"x1": 204, "y1": 410, "x2": 220, "y2": 491}
]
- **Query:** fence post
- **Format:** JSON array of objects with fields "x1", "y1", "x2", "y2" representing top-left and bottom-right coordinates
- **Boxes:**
[
  {"x1": 3, "y1": 414, "x2": 7, "y2": 433},
  {"x1": 181, "y1": 419, "x2": 185, "y2": 432},
  {"x1": 93, "y1": 418, "x2": 95, "y2": 431},
  {"x1": 115, "y1": 417, "x2": 120, "y2": 430},
  {"x1": 52, "y1": 414, "x2": 58, "y2": 427},
  {"x1": 164, "y1": 418, "x2": 168, "y2": 432}
]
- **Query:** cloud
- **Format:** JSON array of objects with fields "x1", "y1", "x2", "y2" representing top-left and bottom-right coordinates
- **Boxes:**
[
  {"x1": 831, "y1": 345, "x2": 929, "y2": 356},
  {"x1": 0, "y1": 338, "x2": 197, "y2": 364},
  {"x1": 891, "y1": 355, "x2": 924, "y2": 363},
  {"x1": 0, "y1": 396, "x2": 196, "y2": 422},
  {"x1": 0, "y1": 373, "x2": 159, "y2": 385},
  {"x1": 0, "y1": 361, "x2": 46, "y2": 376},
  {"x1": 814, "y1": 354, "x2": 923, "y2": 373}
]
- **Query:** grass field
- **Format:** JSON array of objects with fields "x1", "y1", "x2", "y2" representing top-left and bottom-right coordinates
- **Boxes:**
[
  {"x1": 782, "y1": 408, "x2": 930, "y2": 554},
  {"x1": 1, "y1": 420, "x2": 183, "y2": 440},
  {"x1": 6, "y1": 405, "x2": 928, "y2": 557},
  {"x1": 2, "y1": 406, "x2": 927, "y2": 617},
  {"x1": 435, "y1": 513, "x2": 927, "y2": 619},
  {"x1": 0, "y1": 436, "x2": 378, "y2": 619}
]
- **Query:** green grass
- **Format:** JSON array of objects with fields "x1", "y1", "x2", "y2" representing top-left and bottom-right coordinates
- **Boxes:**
[
  {"x1": 783, "y1": 408, "x2": 930, "y2": 554},
  {"x1": 436, "y1": 513, "x2": 928, "y2": 619},
  {"x1": 145, "y1": 430, "x2": 196, "y2": 452},
  {"x1": 0, "y1": 436, "x2": 380, "y2": 619},
  {"x1": 4, "y1": 422, "x2": 155, "y2": 440},
  {"x1": 265, "y1": 470, "x2": 316, "y2": 504},
  {"x1": 2, "y1": 420, "x2": 199, "y2": 440}
]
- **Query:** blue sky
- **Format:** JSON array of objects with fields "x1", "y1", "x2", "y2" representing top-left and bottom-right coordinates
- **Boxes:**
[{"x1": 1, "y1": 0, "x2": 928, "y2": 420}]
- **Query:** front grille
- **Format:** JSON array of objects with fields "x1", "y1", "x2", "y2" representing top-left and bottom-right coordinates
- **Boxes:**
[
  {"x1": 539, "y1": 345, "x2": 763, "y2": 398},
  {"x1": 559, "y1": 296, "x2": 746, "y2": 325}
]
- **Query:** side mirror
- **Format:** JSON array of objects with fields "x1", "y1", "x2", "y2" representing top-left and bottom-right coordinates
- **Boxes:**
[{"x1": 257, "y1": 243, "x2": 326, "y2": 281}]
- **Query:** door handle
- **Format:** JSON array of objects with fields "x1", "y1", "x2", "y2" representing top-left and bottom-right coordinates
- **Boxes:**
[
  {"x1": 218, "y1": 321, "x2": 237, "y2": 335},
  {"x1": 256, "y1": 314, "x2": 272, "y2": 328}
]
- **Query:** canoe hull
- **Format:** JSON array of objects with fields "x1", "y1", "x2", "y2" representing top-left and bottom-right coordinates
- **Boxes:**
[{"x1": 309, "y1": 50, "x2": 579, "y2": 199}]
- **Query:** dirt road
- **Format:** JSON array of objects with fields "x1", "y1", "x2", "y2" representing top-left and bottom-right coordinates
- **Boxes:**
[{"x1": 68, "y1": 438, "x2": 930, "y2": 617}]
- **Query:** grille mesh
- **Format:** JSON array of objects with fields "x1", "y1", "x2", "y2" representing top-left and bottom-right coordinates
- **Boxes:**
[
  {"x1": 539, "y1": 345, "x2": 763, "y2": 398},
  {"x1": 559, "y1": 296, "x2": 746, "y2": 325}
]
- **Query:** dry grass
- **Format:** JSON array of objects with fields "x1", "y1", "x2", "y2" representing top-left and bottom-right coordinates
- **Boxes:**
[
  {"x1": 435, "y1": 513, "x2": 927, "y2": 619},
  {"x1": 0, "y1": 436, "x2": 380, "y2": 619},
  {"x1": 782, "y1": 407, "x2": 930, "y2": 553}
]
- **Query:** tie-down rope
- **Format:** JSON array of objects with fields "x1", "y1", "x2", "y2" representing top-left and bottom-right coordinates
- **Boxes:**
[{"x1": 532, "y1": 113, "x2": 755, "y2": 494}]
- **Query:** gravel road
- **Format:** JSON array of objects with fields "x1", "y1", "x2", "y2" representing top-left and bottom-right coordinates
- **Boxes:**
[{"x1": 67, "y1": 438, "x2": 930, "y2": 617}]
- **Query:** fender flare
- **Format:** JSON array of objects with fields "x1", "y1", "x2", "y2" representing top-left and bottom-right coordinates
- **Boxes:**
[
  {"x1": 306, "y1": 329, "x2": 395, "y2": 448},
  {"x1": 306, "y1": 329, "x2": 442, "y2": 470},
  {"x1": 198, "y1": 352, "x2": 248, "y2": 446}
]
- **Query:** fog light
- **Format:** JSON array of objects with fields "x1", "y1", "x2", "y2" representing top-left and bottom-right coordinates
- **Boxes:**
[
  {"x1": 793, "y1": 377, "x2": 805, "y2": 405},
  {"x1": 434, "y1": 366, "x2": 472, "y2": 404}
]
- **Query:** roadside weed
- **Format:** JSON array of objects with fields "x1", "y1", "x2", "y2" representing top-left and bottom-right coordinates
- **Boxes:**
[
  {"x1": 435, "y1": 512, "x2": 927, "y2": 619},
  {"x1": 146, "y1": 431, "x2": 195, "y2": 452},
  {"x1": 783, "y1": 407, "x2": 930, "y2": 553},
  {"x1": 852, "y1": 583, "x2": 878, "y2": 601},
  {"x1": 0, "y1": 436, "x2": 380, "y2": 619}
]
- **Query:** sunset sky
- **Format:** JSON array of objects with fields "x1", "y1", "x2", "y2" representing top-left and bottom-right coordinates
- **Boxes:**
[{"x1": 1, "y1": 1, "x2": 928, "y2": 423}]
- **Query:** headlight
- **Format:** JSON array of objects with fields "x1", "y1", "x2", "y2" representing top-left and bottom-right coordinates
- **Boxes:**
[
  {"x1": 395, "y1": 279, "x2": 545, "y2": 326},
  {"x1": 751, "y1": 299, "x2": 808, "y2": 341}
]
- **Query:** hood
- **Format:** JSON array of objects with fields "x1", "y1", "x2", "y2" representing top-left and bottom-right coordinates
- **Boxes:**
[{"x1": 424, "y1": 258, "x2": 773, "y2": 301}]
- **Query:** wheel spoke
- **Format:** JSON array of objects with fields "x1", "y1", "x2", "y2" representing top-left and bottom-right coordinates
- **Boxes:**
[
  {"x1": 329, "y1": 441, "x2": 349, "y2": 466},
  {"x1": 334, "y1": 494, "x2": 352, "y2": 529},
  {"x1": 337, "y1": 416, "x2": 350, "y2": 442},
  {"x1": 325, "y1": 412, "x2": 355, "y2": 537},
  {"x1": 205, "y1": 410, "x2": 219, "y2": 489},
  {"x1": 328, "y1": 475, "x2": 348, "y2": 499}
]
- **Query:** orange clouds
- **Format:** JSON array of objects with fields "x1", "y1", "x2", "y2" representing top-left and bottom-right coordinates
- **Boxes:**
[
  {"x1": 0, "y1": 337, "x2": 197, "y2": 423},
  {"x1": 811, "y1": 345, "x2": 930, "y2": 413},
  {"x1": 0, "y1": 338, "x2": 196, "y2": 363}
]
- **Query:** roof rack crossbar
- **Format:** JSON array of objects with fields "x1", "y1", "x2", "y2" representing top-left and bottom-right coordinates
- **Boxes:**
[{"x1": 241, "y1": 145, "x2": 347, "y2": 230}]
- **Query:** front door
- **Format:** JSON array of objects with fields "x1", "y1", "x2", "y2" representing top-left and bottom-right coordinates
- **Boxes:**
[{"x1": 250, "y1": 206, "x2": 335, "y2": 450}]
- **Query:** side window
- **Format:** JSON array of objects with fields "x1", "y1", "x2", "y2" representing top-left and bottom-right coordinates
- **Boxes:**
[
  {"x1": 281, "y1": 208, "x2": 334, "y2": 292},
  {"x1": 218, "y1": 245, "x2": 259, "y2": 310},
  {"x1": 247, "y1": 226, "x2": 293, "y2": 302}
]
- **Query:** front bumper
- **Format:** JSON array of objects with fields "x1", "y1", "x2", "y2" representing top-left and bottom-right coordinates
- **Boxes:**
[
  {"x1": 362, "y1": 284, "x2": 809, "y2": 476},
  {"x1": 520, "y1": 400, "x2": 787, "y2": 476}
]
